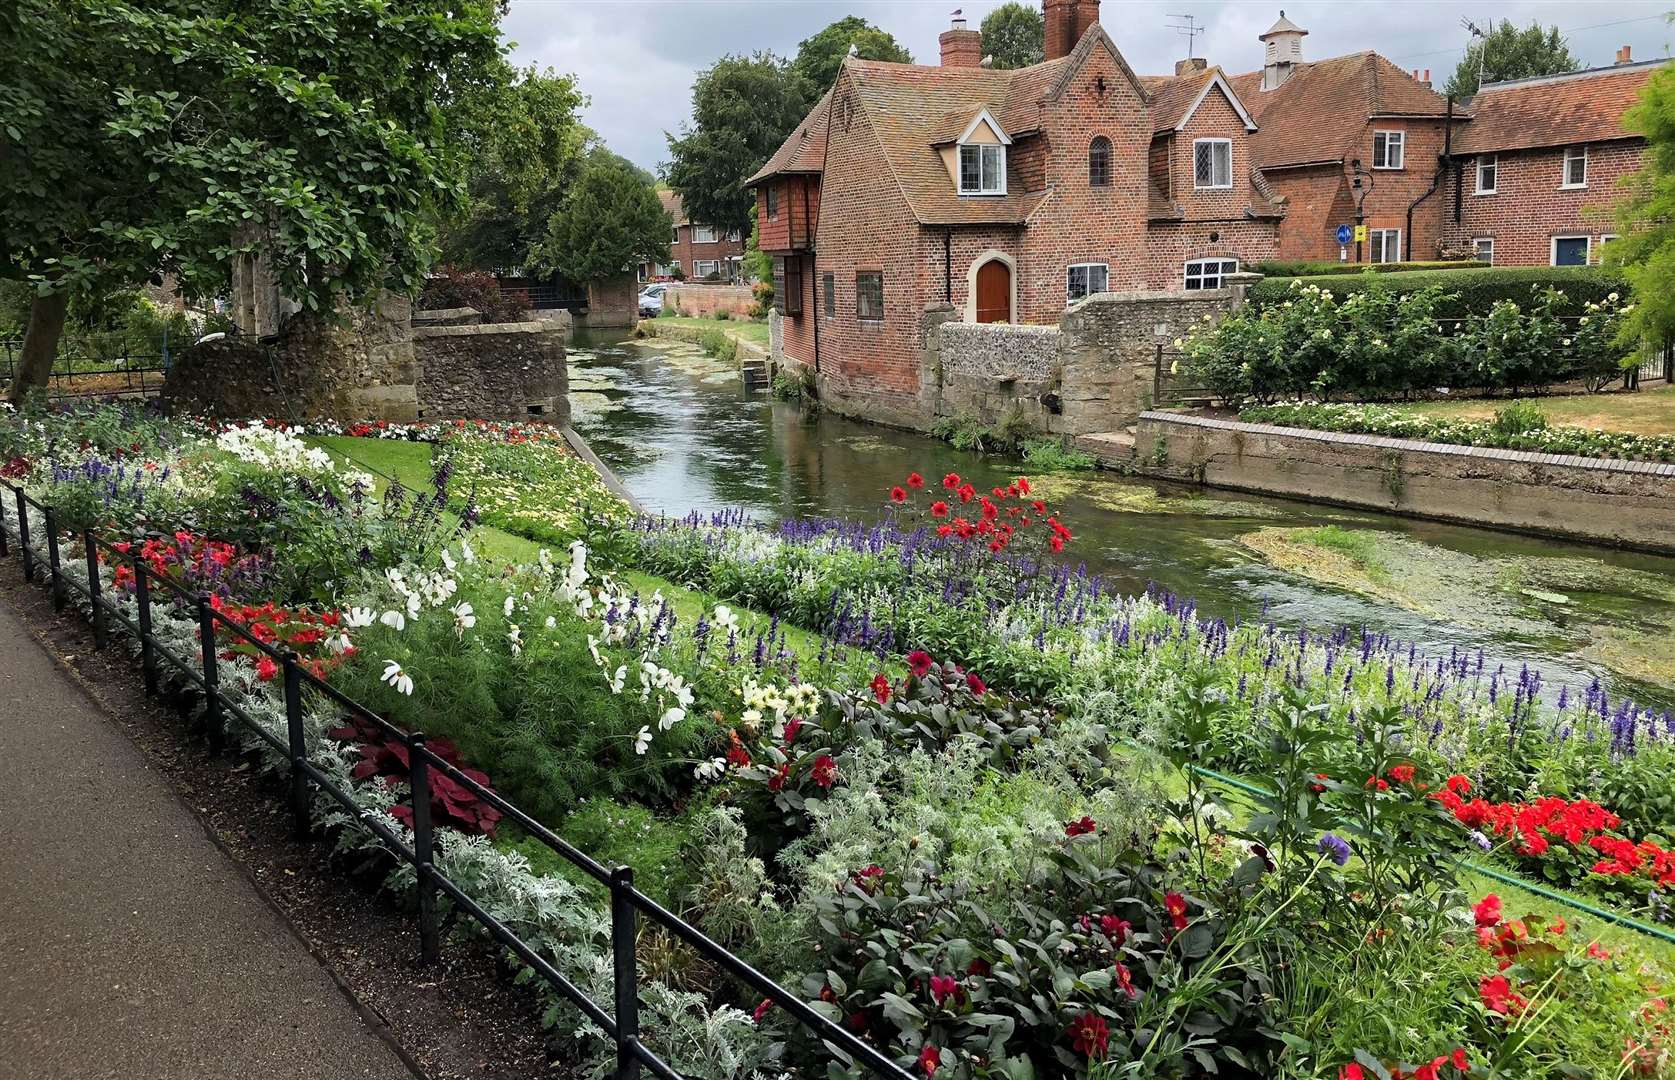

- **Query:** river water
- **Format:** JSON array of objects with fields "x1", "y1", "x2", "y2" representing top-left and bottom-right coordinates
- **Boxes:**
[{"x1": 568, "y1": 332, "x2": 1675, "y2": 708}]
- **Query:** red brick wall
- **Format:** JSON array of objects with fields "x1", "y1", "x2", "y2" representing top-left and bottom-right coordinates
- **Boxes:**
[
  {"x1": 1443, "y1": 139, "x2": 1642, "y2": 266},
  {"x1": 664, "y1": 284, "x2": 756, "y2": 318},
  {"x1": 1261, "y1": 164, "x2": 1355, "y2": 260},
  {"x1": 779, "y1": 255, "x2": 817, "y2": 366},
  {"x1": 664, "y1": 222, "x2": 746, "y2": 280}
]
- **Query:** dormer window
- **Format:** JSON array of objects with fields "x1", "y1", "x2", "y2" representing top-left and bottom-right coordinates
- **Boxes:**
[{"x1": 959, "y1": 144, "x2": 1006, "y2": 195}]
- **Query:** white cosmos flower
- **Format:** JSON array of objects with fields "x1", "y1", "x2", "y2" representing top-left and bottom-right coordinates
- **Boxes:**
[
  {"x1": 379, "y1": 610, "x2": 406, "y2": 631},
  {"x1": 545, "y1": 615, "x2": 557, "y2": 630},
  {"x1": 507, "y1": 623, "x2": 522, "y2": 656},
  {"x1": 344, "y1": 607, "x2": 376, "y2": 628},
  {"x1": 634, "y1": 727, "x2": 653, "y2": 756},
  {"x1": 450, "y1": 601, "x2": 475, "y2": 635},
  {"x1": 712, "y1": 604, "x2": 740, "y2": 635},
  {"x1": 659, "y1": 706, "x2": 686, "y2": 731},
  {"x1": 381, "y1": 660, "x2": 414, "y2": 695},
  {"x1": 606, "y1": 665, "x2": 627, "y2": 694},
  {"x1": 503, "y1": 595, "x2": 516, "y2": 618},
  {"x1": 460, "y1": 539, "x2": 476, "y2": 564},
  {"x1": 694, "y1": 757, "x2": 728, "y2": 781},
  {"x1": 441, "y1": 548, "x2": 457, "y2": 572}
]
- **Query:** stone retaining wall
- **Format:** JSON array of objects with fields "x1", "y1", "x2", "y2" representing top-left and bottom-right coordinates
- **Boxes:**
[
  {"x1": 413, "y1": 323, "x2": 568, "y2": 423},
  {"x1": 1135, "y1": 411, "x2": 1675, "y2": 553}
]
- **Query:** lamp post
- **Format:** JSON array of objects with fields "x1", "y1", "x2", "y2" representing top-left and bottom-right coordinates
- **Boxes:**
[{"x1": 1350, "y1": 158, "x2": 1374, "y2": 264}]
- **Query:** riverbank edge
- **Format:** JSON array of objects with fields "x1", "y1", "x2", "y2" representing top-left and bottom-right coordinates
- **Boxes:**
[
  {"x1": 635, "y1": 317, "x2": 770, "y2": 361},
  {"x1": 1125, "y1": 411, "x2": 1675, "y2": 555}
]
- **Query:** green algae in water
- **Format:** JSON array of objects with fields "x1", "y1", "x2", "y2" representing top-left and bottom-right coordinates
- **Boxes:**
[{"x1": 1032, "y1": 472, "x2": 1286, "y2": 520}]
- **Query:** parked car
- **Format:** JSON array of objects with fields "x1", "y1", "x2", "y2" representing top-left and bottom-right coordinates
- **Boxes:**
[{"x1": 638, "y1": 283, "x2": 669, "y2": 317}]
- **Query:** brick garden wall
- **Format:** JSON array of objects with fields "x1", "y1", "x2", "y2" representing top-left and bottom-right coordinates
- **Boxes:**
[
  {"x1": 1443, "y1": 139, "x2": 1643, "y2": 266},
  {"x1": 665, "y1": 284, "x2": 756, "y2": 319}
]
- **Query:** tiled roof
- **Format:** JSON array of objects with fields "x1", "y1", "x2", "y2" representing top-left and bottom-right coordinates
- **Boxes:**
[
  {"x1": 1226, "y1": 51, "x2": 1456, "y2": 169},
  {"x1": 1453, "y1": 61, "x2": 1664, "y2": 155},
  {"x1": 657, "y1": 189, "x2": 686, "y2": 226},
  {"x1": 746, "y1": 89, "x2": 833, "y2": 186},
  {"x1": 1140, "y1": 69, "x2": 1217, "y2": 132}
]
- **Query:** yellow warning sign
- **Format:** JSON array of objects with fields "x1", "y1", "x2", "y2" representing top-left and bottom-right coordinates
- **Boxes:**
[{"x1": 1352, "y1": 224, "x2": 1368, "y2": 243}]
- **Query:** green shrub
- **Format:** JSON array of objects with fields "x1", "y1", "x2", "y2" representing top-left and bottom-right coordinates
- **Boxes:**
[
  {"x1": 699, "y1": 327, "x2": 735, "y2": 361},
  {"x1": 771, "y1": 364, "x2": 816, "y2": 403},
  {"x1": 714, "y1": 309, "x2": 730, "y2": 320},
  {"x1": 1490, "y1": 401, "x2": 1548, "y2": 437},
  {"x1": 1020, "y1": 438, "x2": 1096, "y2": 471},
  {"x1": 1250, "y1": 265, "x2": 1630, "y2": 317}
]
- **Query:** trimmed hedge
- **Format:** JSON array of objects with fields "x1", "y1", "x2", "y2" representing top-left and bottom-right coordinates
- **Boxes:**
[
  {"x1": 1250, "y1": 266, "x2": 1631, "y2": 317},
  {"x1": 1251, "y1": 259, "x2": 1490, "y2": 278}
]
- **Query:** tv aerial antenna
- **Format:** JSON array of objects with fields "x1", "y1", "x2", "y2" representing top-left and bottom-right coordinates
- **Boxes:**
[{"x1": 1166, "y1": 14, "x2": 1205, "y2": 61}]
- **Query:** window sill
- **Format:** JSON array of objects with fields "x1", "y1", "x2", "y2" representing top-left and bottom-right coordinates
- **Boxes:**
[
  {"x1": 1193, "y1": 184, "x2": 1234, "y2": 192},
  {"x1": 1473, "y1": 190, "x2": 1497, "y2": 196},
  {"x1": 1559, "y1": 183, "x2": 1588, "y2": 191},
  {"x1": 957, "y1": 191, "x2": 1007, "y2": 198},
  {"x1": 1372, "y1": 165, "x2": 1404, "y2": 171}
]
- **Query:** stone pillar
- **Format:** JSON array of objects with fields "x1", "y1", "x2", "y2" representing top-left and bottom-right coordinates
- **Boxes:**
[{"x1": 920, "y1": 302, "x2": 958, "y2": 420}]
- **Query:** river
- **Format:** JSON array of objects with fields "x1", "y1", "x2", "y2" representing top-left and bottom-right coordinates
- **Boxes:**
[{"x1": 568, "y1": 331, "x2": 1675, "y2": 709}]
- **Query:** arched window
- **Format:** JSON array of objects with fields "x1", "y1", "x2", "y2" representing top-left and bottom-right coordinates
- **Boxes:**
[{"x1": 1088, "y1": 136, "x2": 1112, "y2": 187}]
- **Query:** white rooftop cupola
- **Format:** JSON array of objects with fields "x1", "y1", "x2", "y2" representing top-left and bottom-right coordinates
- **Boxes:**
[{"x1": 1260, "y1": 10, "x2": 1307, "y2": 91}]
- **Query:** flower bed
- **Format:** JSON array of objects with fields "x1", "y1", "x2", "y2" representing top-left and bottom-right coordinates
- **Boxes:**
[
  {"x1": 1239, "y1": 401, "x2": 1675, "y2": 463},
  {"x1": 3, "y1": 402, "x2": 1672, "y2": 1079}
]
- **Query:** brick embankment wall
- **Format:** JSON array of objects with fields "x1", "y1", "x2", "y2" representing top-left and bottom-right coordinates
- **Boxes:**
[
  {"x1": 665, "y1": 284, "x2": 756, "y2": 319},
  {"x1": 1134, "y1": 411, "x2": 1675, "y2": 553}
]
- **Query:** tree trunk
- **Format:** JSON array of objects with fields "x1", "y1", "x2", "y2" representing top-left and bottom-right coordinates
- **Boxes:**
[{"x1": 8, "y1": 291, "x2": 69, "y2": 407}]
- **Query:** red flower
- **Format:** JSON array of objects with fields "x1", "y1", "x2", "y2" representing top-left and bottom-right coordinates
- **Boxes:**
[
  {"x1": 1100, "y1": 915, "x2": 1131, "y2": 944},
  {"x1": 1366, "y1": 776, "x2": 1390, "y2": 791},
  {"x1": 957, "y1": 483, "x2": 976, "y2": 503},
  {"x1": 1310, "y1": 772, "x2": 1330, "y2": 793},
  {"x1": 1049, "y1": 534, "x2": 1065, "y2": 553},
  {"x1": 1114, "y1": 961, "x2": 1138, "y2": 999},
  {"x1": 1068, "y1": 1011, "x2": 1110, "y2": 1059},
  {"x1": 942, "y1": 472, "x2": 961, "y2": 490},
  {"x1": 1588, "y1": 942, "x2": 1611, "y2": 960},
  {"x1": 907, "y1": 472, "x2": 925, "y2": 489},
  {"x1": 1444, "y1": 773, "x2": 1472, "y2": 795},
  {"x1": 784, "y1": 718, "x2": 803, "y2": 744},
  {"x1": 918, "y1": 1044, "x2": 941, "y2": 1077},
  {"x1": 255, "y1": 656, "x2": 279, "y2": 681},
  {"x1": 1339, "y1": 1066, "x2": 1365, "y2": 1080},
  {"x1": 870, "y1": 673, "x2": 891, "y2": 704},
  {"x1": 1164, "y1": 892, "x2": 1190, "y2": 931},
  {"x1": 752, "y1": 998, "x2": 773, "y2": 1023},
  {"x1": 1016, "y1": 476, "x2": 1031, "y2": 494},
  {"x1": 967, "y1": 958, "x2": 991, "y2": 976},
  {"x1": 1472, "y1": 894, "x2": 1502, "y2": 928},
  {"x1": 852, "y1": 865, "x2": 885, "y2": 893},
  {"x1": 1065, "y1": 816, "x2": 1097, "y2": 837},
  {"x1": 811, "y1": 755, "x2": 838, "y2": 789},
  {"x1": 1479, "y1": 974, "x2": 1524, "y2": 1016},
  {"x1": 930, "y1": 501, "x2": 950, "y2": 518},
  {"x1": 906, "y1": 650, "x2": 934, "y2": 676},
  {"x1": 965, "y1": 672, "x2": 986, "y2": 696},
  {"x1": 767, "y1": 764, "x2": 790, "y2": 792},
  {"x1": 1451, "y1": 1049, "x2": 1470, "y2": 1071},
  {"x1": 929, "y1": 975, "x2": 959, "y2": 1006},
  {"x1": 890, "y1": 486, "x2": 908, "y2": 503},
  {"x1": 1389, "y1": 763, "x2": 1416, "y2": 784}
]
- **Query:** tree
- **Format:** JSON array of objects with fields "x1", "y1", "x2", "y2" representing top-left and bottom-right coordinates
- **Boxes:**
[
  {"x1": 1444, "y1": 20, "x2": 1578, "y2": 99},
  {"x1": 792, "y1": 16, "x2": 912, "y2": 91},
  {"x1": 1612, "y1": 63, "x2": 1675, "y2": 346},
  {"x1": 1, "y1": 0, "x2": 505, "y2": 402},
  {"x1": 981, "y1": 3, "x2": 1045, "y2": 70},
  {"x1": 537, "y1": 148, "x2": 671, "y2": 285},
  {"x1": 665, "y1": 54, "x2": 810, "y2": 238}
]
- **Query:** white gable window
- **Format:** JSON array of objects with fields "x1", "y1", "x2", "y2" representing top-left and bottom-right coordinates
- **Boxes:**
[
  {"x1": 1193, "y1": 139, "x2": 1232, "y2": 189},
  {"x1": 1562, "y1": 147, "x2": 1588, "y2": 188},
  {"x1": 1475, "y1": 156, "x2": 1497, "y2": 194},
  {"x1": 958, "y1": 144, "x2": 1006, "y2": 195},
  {"x1": 1066, "y1": 263, "x2": 1108, "y2": 303},
  {"x1": 1184, "y1": 258, "x2": 1239, "y2": 290},
  {"x1": 1373, "y1": 130, "x2": 1405, "y2": 169}
]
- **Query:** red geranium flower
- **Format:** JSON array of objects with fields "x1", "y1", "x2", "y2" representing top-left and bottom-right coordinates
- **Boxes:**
[
  {"x1": 752, "y1": 998, "x2": 773, "y2": 1023},
  {"x1": 255, "y1": 656, "x2": 279, "y2": 681},
  {"x1": 1164, "y1": 892, "x2": 1190, "y2": 931},
  {"x1": 957, "y1": 483, "x2": 976, "y2": 503},
  {"x1": 918, "y1": 1044, "x2": 941, "y2": 1077},
  {"x1": 811, "y1": 755, "x2": 838, "y2": 789},
  {"x1": 1016, "y1": 476, "x2": 1031, "y2": 494},
  {"x1": 942, "y1": 472, "x2": 960, "y2": 490},
  {"x1": 1473, "y1": 894, "x2": 1502, "y2": 928},
  {"x1": 1479, "y1": 974, "x2": 1524, "y2": 1016},
  {"x1": 1065, "y1": 816, "x2": 1097, "y2": 837},
  {"x1": 890, "y1": 486, "x2": 908, "y2": 503},
  {"x1": 870, "y1": 673, "x2": 891, "y2": 704},
  {"x1": 1100, "y1": 915, "x2": 1130, "y2": 944},
  {"x1": 1389, "y1": 763, "x2": 1416, "y2": 784},
  {"x1": 1068, "y1": 1011, "x2": 1110, "y2": 1059},
  {"x1": 1452, "y1": 1049, "x2": 1470, "y2": 1071},
  {"x1": 907, "y1": 472, "x2": 925, "y2": 489},
  {"x1": 1339, "y1": 1066, "x2": 1364, "y2": 1080},
  {"x1": 852, "y1": 865, "x2": 885, "y2": 893},
  {"x1": 906, "y1": 650, "x2": 934, "y2": 676}
]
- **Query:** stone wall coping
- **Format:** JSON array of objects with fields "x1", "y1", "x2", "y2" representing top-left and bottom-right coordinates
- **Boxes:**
[
  {"x1": 1073, "y1": 288, "x2": 1237, "y2": 309},
  {"x1": 939, "y1": 321, "x2": 1062, "y2": 337},
  {"x1": 667, "y1": 282, "x2": 754, "y2": 291},
  {"x1": 412, "y1": 321, "x2": 561, "y2": 339},
  {"x1": 1139, "y1": 410, "x2": 1675, "y2": 478},
  {"x1": 414, "y1": 307, "x2": 480, "y2": 320}
]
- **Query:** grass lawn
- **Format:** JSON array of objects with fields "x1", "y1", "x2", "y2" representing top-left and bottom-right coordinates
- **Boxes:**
[
  {"x1": 651, "y1": 314, "x2": 770, "y2": 345},
  {"x1": 1394, "y1": 382, "x2": 1675, "y2": 436}
]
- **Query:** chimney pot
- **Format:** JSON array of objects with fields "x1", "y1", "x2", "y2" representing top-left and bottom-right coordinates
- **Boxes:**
[
  {"x1": 1617, "y1": 45, "x2": 1633, "y2": 65},
  {"x1": 1175, "y1": 57, "x2": 1208, "y2": 76}
]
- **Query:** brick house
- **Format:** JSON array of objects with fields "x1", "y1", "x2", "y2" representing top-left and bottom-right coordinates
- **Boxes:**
[
  {"x1": 746, "y1": 0, "x2": 1282, "y2": 424},
  {"x1": 639, "y1": 190, "x2": 747, "y2": 283},
  {"x1": 1224, "y1": 14, "x2": 1459, "y2": 264},
  {"x1": 1443, "y1": 55, "x2": 1661, "y2": 267}
]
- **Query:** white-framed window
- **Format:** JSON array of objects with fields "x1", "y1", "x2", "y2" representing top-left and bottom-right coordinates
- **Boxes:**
[
  {"x1": 694, "y1": 259, "x2": 720, "y2": 279},
  {"x1": 958, "y1": 143, "x2": 1006, "y2": 195},
  {"x1": 1368, "y1": 228, "x2": 1401, "y2": 263},
  {"x1": 1472, "y1": 237, "x2": 1494, "y2": 264},
  {"x1": 1373, "y1": 130, "x2": 1405, "y2": 170},
  {"x1": 671, "y1": 226, "x2": 681, "y2": 243},
  {"x1": 692, "y1": 225, "x2": 718, "y2": 244},
  {"x1": 1596, "y1": 234, "x2": 1620, "y2": 264},
  {"x1": 725, "y1": 228, "x2": 741, "y2": 242},
  {"x1": 1562, "y1": 147, "x2": 1588, "y2": 188},
  {"x1": 668, "y1": 260, "x2": 681, "y2": 275},
  {"x1": 1475, "y1": 155, "x2": 1497, "y2": 194},
  {"x1": 1193, "y1": 139, "x2": 1232, "y2": 189},
  {"x1": 1184, "y1": 258, "x2": 1239, "y2": 290},
  {"x1": 1066, "y1": 262, "x2": 1109, "y2": 303},
  {"x1": 1551, "y1": 235, "x2": 1590, "y2": 266}
]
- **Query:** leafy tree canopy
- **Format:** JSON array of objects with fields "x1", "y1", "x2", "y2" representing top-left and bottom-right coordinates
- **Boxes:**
[
  {"x1": 1612, "y1": 64, "x2": 1675, "y2": 345},
  {"x1": 537, "y1": 146, "x2": 671, "y2": 285},
  {"x1": 1444, "y1": 20, "x2": 1578, "y2": 99},
  {"x1": 792, "y1": 16, "x2": 912, "y2": 90},
  {"x1": 981, "y1": 3, "x2": 1045, "y2": 70},
  {"x1": 665, "y1": 53, "x2": 810, "y2": 237}
]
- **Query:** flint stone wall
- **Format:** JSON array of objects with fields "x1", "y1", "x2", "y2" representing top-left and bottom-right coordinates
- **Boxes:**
[{"x1": 413, "y1": 323, "x2": 568, "y2": 423}]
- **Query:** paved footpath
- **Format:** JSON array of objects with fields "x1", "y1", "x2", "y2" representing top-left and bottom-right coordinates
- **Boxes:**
[{"x1": 0, "y1": 599, "x2": 416, "y2": 1080}]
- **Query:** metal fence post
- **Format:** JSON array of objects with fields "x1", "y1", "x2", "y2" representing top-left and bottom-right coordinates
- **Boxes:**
[
  {"x1": 134, "y1": 555, "x2": 157, "y2": 694},
  {"x1": 43, "y1": 506, "x2": 64, "y2": 611},
  {"x1": 197, "y1": 597, "x2": 223, "y2": 753},
  {"x1": 0, "y1": 489, "x2": 8, "y2": 559},
  {"x1": 282, "y1": 653, "x2": 309, "y2": 839},
  {"x1": 409, "y1": 733, "x2": 440, "y2": 965},
  {"x1": 85, "y1": 532, "x2": 105, "y2": 649},
  {"x1": 610, "y1": 865, "x2": 641, "y2": 1080},
  {"x1": 17, "y1": 488, "x2": 33, "y2": 582}
]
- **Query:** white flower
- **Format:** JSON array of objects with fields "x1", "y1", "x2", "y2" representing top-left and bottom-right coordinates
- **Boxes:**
[
  {"x1": 344, "y1": 606, "x2": 376, "y2": 628},
  {"x1": 507, "y1": 622, "x2": 523, "y2": 656},
  {"x1": 440, "y1": 548, "x2": 457, "y2": 572},
  {"x1": 503, "y1": 594, "x2": 516, "y2": 618},
  {"x1": 605, "y1": 665, "x2": 627, "y2": 694},
  {"x1": 379, "y1": 610, "x2": 406, "y2": 631},
  {"x1": 659, "y1": 706, "x2": 686, "y2": 731},
  {"x1": 694, "y1": 757, "x2": 728, "y2": 781},
  {"x1": 587, "y1": 634, "x2": 603, "y2": 666},
  {"x1": 712, "y1": 604, "x2": 740, "y2": 635},
  {"x1": 460, "y1": 539, "x2": 476, "y2": 564},
  {"x1": 634, "y1": 726, "x2": 653, "y2": 756},
  {"x1": 450, "y1": 601, "x2": 476, "y2": 636},
  {"x1": 381, "y1": 660, "x2": 414, "y2": 695}
]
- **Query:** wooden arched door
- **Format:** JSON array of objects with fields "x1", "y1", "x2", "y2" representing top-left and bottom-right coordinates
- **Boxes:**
[{"x1": 975, "y1": 259, "x2": 1011, "y2": 323}]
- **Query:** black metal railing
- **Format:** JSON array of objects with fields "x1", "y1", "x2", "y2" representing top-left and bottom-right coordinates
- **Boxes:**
[
  {"x1": 0, "y1": 341, "x2": 167, "y2": 400},
  {"x1": 0, "y1": 480, "x2": 912, "y2": 1080}
]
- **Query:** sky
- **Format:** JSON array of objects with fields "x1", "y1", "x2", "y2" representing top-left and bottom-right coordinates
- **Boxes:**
[{"x1": 502, "y1": 0, "x2": 1675, "y2": 173}]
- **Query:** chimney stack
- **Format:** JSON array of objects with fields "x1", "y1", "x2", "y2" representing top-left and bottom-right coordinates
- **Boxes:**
[
  {"x1": 1176, "y1": 57, "x2": 1208, "y2": 76},
  {"x1": 939, "y1": 13, "x2": 983, "y2": 67},
  {"x1": 1044, "y1": 0, "x2": 1101, "y2": 62},
  {"x1": 1616, "y1": 45, "x2": 1634, "y2": 65}
]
